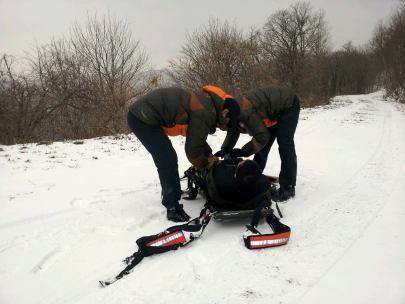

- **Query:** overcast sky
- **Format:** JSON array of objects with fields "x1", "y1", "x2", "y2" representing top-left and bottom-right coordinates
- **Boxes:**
[{"x1": 0, "y1": 0, "x2": 398, "y2": 69}]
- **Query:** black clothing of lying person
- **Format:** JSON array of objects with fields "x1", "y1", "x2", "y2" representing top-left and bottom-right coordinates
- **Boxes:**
[{"x1": 212, "y1": 158, "x2": 272, "y2": 203}]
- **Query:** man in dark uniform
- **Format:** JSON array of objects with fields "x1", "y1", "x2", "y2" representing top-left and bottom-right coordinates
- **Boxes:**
[
  {"x1": 215, "y1": 86, "x2": 300, "y2": 202},
  {"x1": 127, "y1": 87, "x2": 240, "y2": 222}
]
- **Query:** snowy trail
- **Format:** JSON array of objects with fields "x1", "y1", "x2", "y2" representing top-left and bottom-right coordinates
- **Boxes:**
[
  {"x1": 297, "y1": 96, "x2": 405, "y2": 304},
  {"x1": 76, "y1": 94, "x2": 401, "y2": 304},
  {"x1": 0, "y1": 91, "x2": 404, "y2": 304}
]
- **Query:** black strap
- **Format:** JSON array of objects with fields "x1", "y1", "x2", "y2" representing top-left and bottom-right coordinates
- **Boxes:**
[
  {"x1": 275, "y1": 202, "x2": 283, "y2": 218},
  {"x1": 250, "y1": 202, "x2": 265, "y2": 228},
  {"x1": 183, "y1": 167, "x2": 201, "y2": 200},
  {"x1": 100, "y1": 208, "x2": 212, "y2": 287},
  {"x1": 245, "y1": 224, "x2": 261, "y2": 235},
  {"x1": 266, "y1": 213, "x2": 291, "y2": 234},
  {"x1": 115, "y1": 250, "x2": 144, "y2": 280}
]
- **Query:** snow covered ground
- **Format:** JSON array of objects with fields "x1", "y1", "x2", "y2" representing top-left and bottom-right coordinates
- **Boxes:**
[{"x1": 0, "y1": 91, "x2": 404, "y2": 304}]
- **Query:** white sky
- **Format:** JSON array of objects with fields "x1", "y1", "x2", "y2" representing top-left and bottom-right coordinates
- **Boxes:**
[{"x1": 0, "y1": 0, "x2": 398, "y2": 69}]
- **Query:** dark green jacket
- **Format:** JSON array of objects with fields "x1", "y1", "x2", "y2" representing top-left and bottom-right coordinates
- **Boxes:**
[
  {"x1": 128, "y1": 87, "x2": 227, "y2": 168},
  {"x1": 221, "y1": 86, "x2": 295, "y2": 156}
]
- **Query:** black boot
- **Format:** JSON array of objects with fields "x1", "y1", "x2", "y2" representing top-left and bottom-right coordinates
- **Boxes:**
[
  {"x1": 166, "y1": 204, "x2": 191, "y2": 222},
  {"x1": 273, "y1": 185, "x2": 295, "y2": 202}
]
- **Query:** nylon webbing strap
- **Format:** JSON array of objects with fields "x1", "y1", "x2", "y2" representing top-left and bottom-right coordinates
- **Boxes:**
[
  {"x1": 112, "y1": 250, "x2": 144, "y2": 281},
  {"x1": 100, "y1": 207, "x2": 212, "y2": 287},
  {"x1": 250, "y1": 203, "x2": 265, "y2": 228},
  {"x1": 243, "y1": 211, "x2": 291, "y2": 250}
]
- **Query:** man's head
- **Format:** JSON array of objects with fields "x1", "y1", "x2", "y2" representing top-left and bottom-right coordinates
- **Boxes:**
[
  {"x1": 217, "y1": 98, "x2": 241, "y2": 131},
  {"x1": 235, "y1": 159, "x2": 261, "y2": 189}
]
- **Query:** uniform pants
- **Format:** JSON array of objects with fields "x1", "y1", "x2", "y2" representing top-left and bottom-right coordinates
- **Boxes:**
[
  {"x1": 127, "y1": 112, "x2": 181, "y2": 209},
  {"x1": 253, "y1": 95, "x2": 300, "y2": 187}
]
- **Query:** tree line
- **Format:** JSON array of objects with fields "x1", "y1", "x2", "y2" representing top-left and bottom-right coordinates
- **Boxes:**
[{"x1": 1, "y1": 1, "x2": 404, "y2": 145}]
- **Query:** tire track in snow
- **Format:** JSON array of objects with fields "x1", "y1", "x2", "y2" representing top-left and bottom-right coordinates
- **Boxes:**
[
  {"x1": 278, "y1": 100, "x2": 402, "y2": 304},
  {"x1": 0, "y1": 186, "x2": 165, "y2": 304},
  {"x1": 0, "y1": 184, "x2": 155, "y2": 235},
  {"x1": 296, "y1": 95, "x2": 376, "y2": 138},
  {"x1": 291, "y1": 95, "x2": 380, "y2": 192},
  {"x1": 294, "y1": 95, "x2": 392, "y2": 213},
  {"x1": 296, "y1": 97, "x2": 354, "y2": 137}
]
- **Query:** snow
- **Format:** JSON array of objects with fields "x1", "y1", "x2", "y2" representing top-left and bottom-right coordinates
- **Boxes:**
[{"x1": 0, "y1": 91, "x2": 404, "y2": 304}]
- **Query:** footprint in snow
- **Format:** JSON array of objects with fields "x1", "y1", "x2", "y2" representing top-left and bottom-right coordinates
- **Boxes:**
[
  {"x1": 93, "y1": 225, "x2": 121, "y2": 236},
  {"x1": 297, "y1": 175, "x2": 312, "y2": 182},
  {"x1": 32, "y1": 245, "x2": 68, "y2": 273},
  {"x1": 70, "y1": 198, "x2": 89, "y2": 208},
  {"x1": 186, "y1": 251, "x2": 213, "y2": 281},
  {"x1": 300, "y1": 169, "x2": 324, "y2": 176}
]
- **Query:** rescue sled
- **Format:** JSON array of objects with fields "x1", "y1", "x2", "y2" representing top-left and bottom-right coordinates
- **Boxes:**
[{"x1": 182, "y1": 161, "x2": 282, "y2": 220}]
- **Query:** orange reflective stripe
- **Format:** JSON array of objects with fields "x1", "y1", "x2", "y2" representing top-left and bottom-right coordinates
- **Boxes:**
[
  {"x1": 162, "y1": 125, "x2": 188, "y2": 137},
  {"x1": 147, "y1": 231, "x2": 186, "y2": 247},
  {"x1": 249, "y1": 231, "x2": 291, "y2": 248},
  {"x1": 202, "y1": 85, "x2": 233, "y2": 100}
]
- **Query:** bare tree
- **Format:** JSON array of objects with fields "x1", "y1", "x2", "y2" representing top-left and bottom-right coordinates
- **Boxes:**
[
  {"x1": 326, "y1": 42, "x2": 378, "y2": 96},
  {"x1": 1, "y1": 11, "x2": 157, "y2": 145},
  {"x1": 166, "y1": 18, "x2": 273, "y2": 96},
  {"x1": 261, "y1": 1, "x2": 332, "y2": 105},
  {"x1": 370, "y1": 0, "x2": 405, "y2": 102},
  {"x1": 0, "y1": 54, "x2": 54, "y2": 144},
  {"x1": 70, "y1": 11, "x2": 156, "y2": 135},
  {"x1": 23, "y1": 38, "x2": 91, "y2": 140}
]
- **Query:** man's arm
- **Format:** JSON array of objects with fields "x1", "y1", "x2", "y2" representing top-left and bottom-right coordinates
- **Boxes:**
[
  {"x1": 240, "y1": 113, "x2": 270, "y2": 157},
  {"x1": 221, "y1": 131, "x2": 240, "y2": 151},
  {"x1": 185, "y1": 111, "x2": 215, "y2": 168}
]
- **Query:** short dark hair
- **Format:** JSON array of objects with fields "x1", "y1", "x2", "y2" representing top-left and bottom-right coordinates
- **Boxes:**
[{"x1": 235, "y1": 160, "x2": 261, "y2": 189}]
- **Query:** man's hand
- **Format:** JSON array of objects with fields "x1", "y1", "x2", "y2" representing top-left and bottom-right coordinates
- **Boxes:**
[
  {"x1": 214, "y1": 148, "x2": 229, "y2": 158},
  {"x1": 229, "y1": 148, "x2": 243, "y2": 158}
]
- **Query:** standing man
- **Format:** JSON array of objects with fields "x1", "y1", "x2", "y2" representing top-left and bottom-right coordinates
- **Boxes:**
[
  {"x1": 127, "y1": 87, "x2": 240, "y2": 222},
  {"x1": 214, "y1": 86, "x2": 300, "y2": 202}
]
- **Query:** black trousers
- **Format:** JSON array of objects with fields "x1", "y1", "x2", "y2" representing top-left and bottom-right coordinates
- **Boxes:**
[
  {"x1": 127, "y1": 112, "x2": 181, "y2": 209},
  {"x1": 253, "y1": 95, "x2": 300, "y2": 187}
]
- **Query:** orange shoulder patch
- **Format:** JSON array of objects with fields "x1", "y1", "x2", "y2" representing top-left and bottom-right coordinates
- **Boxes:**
[
  {"x1": 188, "y1": 91, "x2": 205, "y2": 111},
  {"x1": 242, "y1": 96, "x2": 254, "y2": 109}
]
